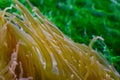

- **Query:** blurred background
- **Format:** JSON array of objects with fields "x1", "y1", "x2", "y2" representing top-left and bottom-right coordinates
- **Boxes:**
[{"x1": 0, "y1": 0, "x2": 120, "y2": 73}]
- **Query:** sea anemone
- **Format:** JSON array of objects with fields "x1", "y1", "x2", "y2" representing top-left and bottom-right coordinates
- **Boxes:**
[{"x1": 0, "y1": 0, "x2": 120, "y2": 80}]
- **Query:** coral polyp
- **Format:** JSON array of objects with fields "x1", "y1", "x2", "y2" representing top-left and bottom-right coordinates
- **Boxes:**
[{"x1": 0, "y1": 0, "x2": 119, "y2": 80}]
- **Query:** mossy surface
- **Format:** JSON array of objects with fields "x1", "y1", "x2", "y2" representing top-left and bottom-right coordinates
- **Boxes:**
[{"x1": 0, "y1": 0, "x2": 120, "y2": 73}]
